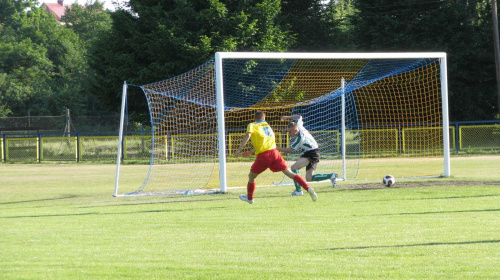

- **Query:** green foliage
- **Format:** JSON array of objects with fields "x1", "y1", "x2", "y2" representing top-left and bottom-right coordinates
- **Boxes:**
[
  {"x1": 61, "y1": 1, "x2": 112, "y2": 48},
  {"x1": 0, "y1": 11, "x2": 54, "y2": 115},
  {"x1": 282, "y1": 0, "x2": 351, "y2": 51},
  {"x1": 60, "y1": 1, "x2": 113, "y2": 116},
  {"x1": 90, "y1": 0, "x2": 293, "y2": 122},
  {"x1": 0, "y1": 0, "x2": 499, "y2": 121},
  {"x1": 0, "y1": 0, "x2": 112, "y2": 117},
  {"x1": 348, "y1": 0, "x2": 497, "y2": 120},
  {"x1": 271, "y1": 76, "x2": 306, "y2": 102}
]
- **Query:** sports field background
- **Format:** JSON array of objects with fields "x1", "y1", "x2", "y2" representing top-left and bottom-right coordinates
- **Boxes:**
[{"x1": 1, "y1": 156, "x2": 499, "y2": 279}]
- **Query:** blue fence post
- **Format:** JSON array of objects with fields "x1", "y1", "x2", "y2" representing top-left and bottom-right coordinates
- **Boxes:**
[
  {"x1": 121, "y1": 132, "x2": 125, "y2": 163},
  {"x1": 2, "y1": 134, "x2": 6, "y2": 163},
  {"x1": 38, "y1": 133, "x2": 42, "y2": 163},
  {"x1": 167, "y1": 131, "x2": 172, "y2": 161},
  {"x1": 398, "y1": 124, "x2": 403, "y2": 154},
  {"x1": 454, "y1": 122, "x2": 460, "y2": 153},
  {"x1": 76, "y1": 132, "x2": 80, "y2": 162}
]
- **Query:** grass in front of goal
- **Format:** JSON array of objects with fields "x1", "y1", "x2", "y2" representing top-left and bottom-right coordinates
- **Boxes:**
[{"x1": 1, "y1": 156, "x2": 499, "y2": 279}]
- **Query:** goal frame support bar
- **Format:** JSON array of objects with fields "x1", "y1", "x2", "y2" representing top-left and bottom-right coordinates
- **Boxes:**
[
  {"x1": 440, "y1": 57, "x2": 451, "y2": 177},
  {"x1": 114, "y1": 81, "x2": 128, "y2": 197},
  {"x1": 341, "y1": 77, "x2": 347, "y2": 180},
  {"x1": 215, "y1": 53, "x2": 228, "y2": 193}
]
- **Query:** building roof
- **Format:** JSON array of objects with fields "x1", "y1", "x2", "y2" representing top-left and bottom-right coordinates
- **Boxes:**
[{"x1": 42, "y1": 1, "x2": 72, "y2": 21}]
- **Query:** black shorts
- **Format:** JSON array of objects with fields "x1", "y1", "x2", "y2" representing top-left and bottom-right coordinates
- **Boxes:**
[{"x1": 301, "y1": 149, "x2": 320, "y2": 171}]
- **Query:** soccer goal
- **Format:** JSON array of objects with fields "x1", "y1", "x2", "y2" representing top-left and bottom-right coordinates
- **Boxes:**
[{"x1": 114, "y1": 52, "x2": 450, "y2": 196}]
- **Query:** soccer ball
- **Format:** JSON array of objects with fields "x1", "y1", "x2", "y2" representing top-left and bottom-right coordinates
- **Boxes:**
[{"x1": 383, "y1": 175, "x2": 395, "y2": 187}]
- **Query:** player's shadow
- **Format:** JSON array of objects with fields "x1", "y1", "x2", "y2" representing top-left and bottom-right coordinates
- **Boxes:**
[
  {"x1": 4, "y1": 206, "x2": 230, "y2": 219},
  {"x1": 90, "y1": 194, "x2": 238, "y2": 208},
  {"x1": 0, "y1": 195, "x2": 79, "y2": 205},
  {"x1": 362, "y1": 208, "x2": 500, "y2": 217},
  {"x1": 324, "y1": 239, "x2": 500, "y2": 251}
]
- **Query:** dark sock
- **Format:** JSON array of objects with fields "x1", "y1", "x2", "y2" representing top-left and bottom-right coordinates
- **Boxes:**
[{"x1": 292, "y1": 169, "x2": 301, "y2": 192}]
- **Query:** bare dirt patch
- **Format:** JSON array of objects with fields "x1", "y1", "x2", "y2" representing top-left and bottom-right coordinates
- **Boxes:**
[{"x1": 339, "y1": 181, "x2": 500, "y2": 190}]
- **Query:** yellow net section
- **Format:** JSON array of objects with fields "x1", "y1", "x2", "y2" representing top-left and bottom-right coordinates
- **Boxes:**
[
  {"x1": 349, "y1": 61, "x2": 444, "y2": 179},
  {"x1": 353, "y1": 62, "x2": 443, "y2": 156}
]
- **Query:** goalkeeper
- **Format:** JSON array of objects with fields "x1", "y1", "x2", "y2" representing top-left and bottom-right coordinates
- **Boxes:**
[{"x1": 277, "y1": 115, "x2": 338, "y2": 196}]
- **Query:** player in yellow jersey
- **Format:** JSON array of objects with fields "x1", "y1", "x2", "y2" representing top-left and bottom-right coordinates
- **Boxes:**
[{"x1": 234, "y1": 111, "x2": 317, "y2": 204}]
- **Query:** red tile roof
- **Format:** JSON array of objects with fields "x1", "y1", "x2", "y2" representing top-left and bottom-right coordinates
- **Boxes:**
[{"x1": 42, "y1": 2, "x2": 72, "y2": 21}]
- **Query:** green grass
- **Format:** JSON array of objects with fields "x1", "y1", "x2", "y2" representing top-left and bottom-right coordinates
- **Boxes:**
[{"x1": 1, "y1": 156, "x2": 499, "y2": 279}]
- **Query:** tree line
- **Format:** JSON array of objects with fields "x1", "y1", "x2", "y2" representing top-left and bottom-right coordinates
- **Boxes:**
[{"x1": 1, "y1": 0, "x2": 499, "y2": 123}]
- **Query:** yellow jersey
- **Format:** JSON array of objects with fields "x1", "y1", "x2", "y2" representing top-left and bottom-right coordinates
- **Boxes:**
[{"x1": 247, "y1": 120, "x2": 276, "y2": 155}]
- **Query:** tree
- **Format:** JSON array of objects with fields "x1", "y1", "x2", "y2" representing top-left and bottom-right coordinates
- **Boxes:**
[
  {"x1": 348, "y1": 0, "x2": 498, "y2": 120},
  {"x1": 61, "y1": 0, "x2": 113, "y2": 115},
  {"x1": 90, "y1": 0, "x2": 293, "y2": 121},
  {"x1": 0, "y1": 0, "x2": 90, "y2": 116},
  {"x1": 0, "y1": 0, "x2": 112, "y2": 117},
  {"x1": 281, "y1": 0, "x2": 350, "y2": 51},
  {"x1": 61, "y1": 0, "x2": 112, "y2": 48},
  {"x1": 0, "y1": 1, "x2": 55, "y2": 116}
]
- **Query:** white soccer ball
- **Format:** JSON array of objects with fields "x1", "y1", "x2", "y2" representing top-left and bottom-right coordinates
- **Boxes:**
[{"x1": 383, "y1": 175, "x2": 395, "y2": 187}]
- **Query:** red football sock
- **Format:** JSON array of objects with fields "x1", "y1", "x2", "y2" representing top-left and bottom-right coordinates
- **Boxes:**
[
  {"x1": 293, "y1": 175, "x2": 309, "y2": 191},
  {"x1": 247, "y1": 182, "x2": 256, "y2": 200}
]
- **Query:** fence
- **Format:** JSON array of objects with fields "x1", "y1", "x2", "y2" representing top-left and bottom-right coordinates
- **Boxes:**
[
  {"x1": 0, "y1": 113, "x2": 123, "y2": 133},
  {"x1": 1, "y1": 121, "x2": 499, "y2": 163}
]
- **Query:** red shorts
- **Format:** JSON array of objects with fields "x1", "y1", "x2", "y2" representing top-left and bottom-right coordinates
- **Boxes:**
[{"x1": 250, "y1": 149, "x2": 287, "y2": 174}]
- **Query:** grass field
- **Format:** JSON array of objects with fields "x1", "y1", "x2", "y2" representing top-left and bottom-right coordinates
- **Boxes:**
[{"x1": 1, "y1": 156, "x2": 499, "y2": 279}]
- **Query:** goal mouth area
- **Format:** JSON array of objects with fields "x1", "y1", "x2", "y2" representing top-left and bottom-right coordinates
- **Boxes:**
[{"x1": 114, "y1": 52, "x2": 450, "y2": 197}]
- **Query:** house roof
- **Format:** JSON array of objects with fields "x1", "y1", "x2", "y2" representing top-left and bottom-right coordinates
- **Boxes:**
[{"x1": 42, "y1": 2, "x2": 72, "y2": 21}]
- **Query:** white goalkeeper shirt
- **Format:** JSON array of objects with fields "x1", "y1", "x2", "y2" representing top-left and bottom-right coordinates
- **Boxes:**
[{"x1": 289, "y1": 117, "x2": 319, "y2": 152}]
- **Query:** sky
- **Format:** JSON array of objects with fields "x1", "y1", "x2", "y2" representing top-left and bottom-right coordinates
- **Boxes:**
[{"x1": 40, "y1": 0, "x2": 129, "y2": 11}]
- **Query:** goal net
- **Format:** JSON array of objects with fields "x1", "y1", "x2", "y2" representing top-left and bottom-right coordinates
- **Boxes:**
[{"x1": 114, "y1": 52, "x2": 450, "y2": 196}]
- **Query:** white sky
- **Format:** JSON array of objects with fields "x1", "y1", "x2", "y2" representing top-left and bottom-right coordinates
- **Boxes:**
[{"x1": 40, "y1": 0, "x2": 129, "y2": 11}]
